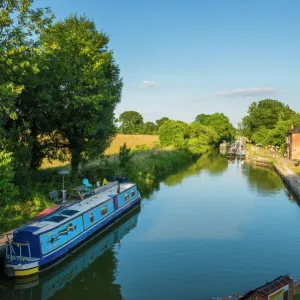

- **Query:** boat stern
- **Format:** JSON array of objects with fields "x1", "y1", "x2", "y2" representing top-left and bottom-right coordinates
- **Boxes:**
[{"x1": 5, "y1": 258, "x2": 40, "y2": 277}]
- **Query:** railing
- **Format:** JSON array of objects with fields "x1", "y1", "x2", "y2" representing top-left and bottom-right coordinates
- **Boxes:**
[{"x1": 5, "y1": 237, "x2": 32, "y2": 263}]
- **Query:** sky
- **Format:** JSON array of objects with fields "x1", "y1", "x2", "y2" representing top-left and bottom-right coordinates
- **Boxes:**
[{"x1": 34, "y1": 0, "x2": 300, "y2": 126}]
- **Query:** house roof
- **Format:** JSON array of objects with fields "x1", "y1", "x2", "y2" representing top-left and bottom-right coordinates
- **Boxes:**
[
  {"x1": 240, "y1": 275, "x2": 293, "y2": 299},
  {"x1": 288, "y1": 127, "x2": 300, "y2": 134}
]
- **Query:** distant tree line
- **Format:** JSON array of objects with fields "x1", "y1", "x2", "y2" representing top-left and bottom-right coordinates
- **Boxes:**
[
  {"x1": 118, "y1": 111, "x2": 169, "y2": 135},
  {"x1": 118, "y1": 111, "x2": 236, "y2": 155}
]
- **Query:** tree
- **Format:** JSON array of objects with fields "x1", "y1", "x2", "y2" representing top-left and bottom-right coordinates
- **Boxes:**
[
  {"x1": 156, "y1": 117, "x2": 169, "y2": 128},
  {"x1": 196, "y1": 113, "x2": 236, "y2": 143},
  {"x1": 195, "y1": 114, "x2": 209, "y2": 124},
  {"x1": 142, "y1": 122, "x2": 157, "y2": 135},
  {"x1": 0, "y1": 0, "x2": 53, "y2": 166},
  {"x1": 266, "y1": 114, "x2": 300, "y2": 147},
  {"x1": 118, "y1": 111, "x2": 143, "y2": 134},
  {"x1": 251, "y1": 126, "x2": 269, "y2": 145},
  {"x1": 187, "y1": 122, "x2": 218, "y2": 154},
  {"x1": 159, "y1": 120, "x2": 189, "y2": 148},
  {"x1": 119, "y1": 143, "x2": 131, "y2": 171},
  {"x1": 39, "y1": 15, "x2": 122, "y2": 173},
  {"x1": 241, "y1": 99, "x2": 296, "y2": 138}
]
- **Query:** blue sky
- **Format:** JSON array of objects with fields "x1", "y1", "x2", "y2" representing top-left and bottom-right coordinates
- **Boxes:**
[{"x1": 35, "y1": 0, "x2": 300, "y2": 126}]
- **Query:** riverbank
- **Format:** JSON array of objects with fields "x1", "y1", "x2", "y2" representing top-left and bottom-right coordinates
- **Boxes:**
[
  {"x1": 0, "y1": 147, "x2": 194, "y2": 234},
  {"x1": 245, "y1": 145, "x2": 300, "y2": 200}
]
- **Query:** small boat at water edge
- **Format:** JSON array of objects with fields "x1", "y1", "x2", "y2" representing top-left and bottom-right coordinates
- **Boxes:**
[
  {"x1": 236, "y1": 149, "x2": 246, "y2": 159},
  {"x1": 5, "y1": 180, "x2": 141, "y2": 278}
]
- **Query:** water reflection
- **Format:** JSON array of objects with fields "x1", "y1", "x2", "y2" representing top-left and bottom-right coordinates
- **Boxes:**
[
  {"x1": 0, "y1": 207, "x2": 140, "y2": 300},
  {"x1": 242, "y1": 164, "x2": 282, "y2": 196},
  {"x1": 164, "y1": 151, "x2": 228, "y2": 186}
]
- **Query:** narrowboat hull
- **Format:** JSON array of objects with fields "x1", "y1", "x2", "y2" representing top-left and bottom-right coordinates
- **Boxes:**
[{"x1": 5, "y1": 182, "x2": 141, "y2": 278}]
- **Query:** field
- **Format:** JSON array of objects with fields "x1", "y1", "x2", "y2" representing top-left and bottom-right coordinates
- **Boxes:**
[
  {"x1": 105, "y1": 134, "x2": 159, "y2": 155},
  {"x1": 41, "y1": 134, "x2": 159, "y2": 169}
]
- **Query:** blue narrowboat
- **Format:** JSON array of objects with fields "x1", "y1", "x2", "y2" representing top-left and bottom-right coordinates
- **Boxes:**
[
  {"x1": 2, "y1": 208, "x2": 140, "y2": 300},
  {"x1": 5, "y1": 181, "x2": 141, "y2": 277}
]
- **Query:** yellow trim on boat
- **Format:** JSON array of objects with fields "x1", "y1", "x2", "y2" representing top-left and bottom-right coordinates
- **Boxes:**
[
  {"x1": 15, "y1": 274, "x2": 39, "y2": 284},
  {"x1": 15, "y1": 267, "x2": 39, "y2": 277}
]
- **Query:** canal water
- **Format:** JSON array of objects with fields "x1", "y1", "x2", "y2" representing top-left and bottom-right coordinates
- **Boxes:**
[{"x1": 1, "y1": 152, "x2": 300, "y2": 300}]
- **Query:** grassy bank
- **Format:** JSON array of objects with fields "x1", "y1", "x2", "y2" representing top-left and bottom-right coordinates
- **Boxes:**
[{"x1": 0, "y1": 147, "x2": 193, "y2": 233}]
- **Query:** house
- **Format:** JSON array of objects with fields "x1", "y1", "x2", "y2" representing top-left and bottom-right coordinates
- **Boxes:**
[
  {"x1": 286, "y1": 126, "x2": 300, "y2": 160},
  {"x1": 240, "y1": 274, "x2": 293, "y2": 300}
]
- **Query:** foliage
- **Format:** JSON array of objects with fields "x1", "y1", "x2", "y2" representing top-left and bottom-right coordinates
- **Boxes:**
[
  {"x1": 0, "y1": 151, "x2": 19, "y2": 205},
  {"x1": 0, "y1": 0, "x2": 53, "y2": 166},
  {"x1": 119, "y1": 143, "x2": 132, "y2": 171},
  {"x1": 159, "y1": 120, "x2": 219, "y2": 154},
  {"x1": 241, "y1": 99, "x2": 300, "y2": 148},
  {"x1": 187, "y1": 122, "x2": 218, "y2": 155},
  {"x1": 241, "y1": 99, "x2": 296, "y2": 139},
  {"x1": 125, "y1": 148, "x2": 193, "y2": 198},
  {"x1": 195, "y1": 114, "x2": 209, "y2": 123},
  {"x1": 131, "y1": 144, "x2": 151, "y2": 152},
  {"x1": 1, "y1": 6, "x2": 121, "y2": 174},
  {"x1": 38, "y1": 15, "x2": 122, "y2": 173},
  {"x1": 266, "y1": 114, "x2": 300, "y2": 147},
  {"x1": 156, "y1": 117, "x2": 170, "y2": 128},
  {"x1": 251, "y1": 126, "x2": 269, "y2": 145},
  {"x1": 195, "y1": 113, "x2": 236, "y2": 143},
  {"x1": 142, "y1": 122, "x2": 158, "y2": 135},
  {"x1": 159, "y1": 120, "x2": 189, "y2": 148},
  {"x1": 119, "y1": 111, "x2": 143, "y2": 134}
]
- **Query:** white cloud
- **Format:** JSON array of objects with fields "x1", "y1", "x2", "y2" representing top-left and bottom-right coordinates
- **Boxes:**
[
  {"x1": 140, "y1": 80, "x2": 159, "y2": 88},
  {"x1": 217, "y1": 86, "x2": 283, "y2": 97}
]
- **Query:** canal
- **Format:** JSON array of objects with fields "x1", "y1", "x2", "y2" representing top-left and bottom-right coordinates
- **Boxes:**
[{"x1": 1, "y1": 152, "x2": 300, "y2": 300}]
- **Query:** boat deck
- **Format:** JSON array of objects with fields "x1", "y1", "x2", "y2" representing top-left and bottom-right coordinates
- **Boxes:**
[{"x1": 15, "y1": 182, "x2": 135, "y2": 236}]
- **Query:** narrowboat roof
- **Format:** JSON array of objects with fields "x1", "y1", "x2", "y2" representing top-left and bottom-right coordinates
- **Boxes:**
[{"x1": 14, "y1": 182, "x2": 136, "y2": 236}]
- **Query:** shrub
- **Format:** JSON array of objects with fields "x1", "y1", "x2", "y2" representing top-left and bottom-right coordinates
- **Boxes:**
[{"x1": 0, "y1": 151, "x2": 19, "y2": 205}]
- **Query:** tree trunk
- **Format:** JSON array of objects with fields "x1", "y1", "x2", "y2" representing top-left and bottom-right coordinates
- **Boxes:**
[
  {"x1": 70, "y1": 147, "x2": 81, "y2": 174},
  {"x1": 30, "y1": 120, "x2": 43, "y2": 170}
]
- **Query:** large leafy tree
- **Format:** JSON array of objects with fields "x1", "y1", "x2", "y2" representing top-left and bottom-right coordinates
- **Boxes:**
[
  {"x1": 187, "y1": 122, "x2": 218, "y2": 154},
  {"x1": 241, "y1": 99, "x2": 296, "y2": 138},
  {"x1": 0, "y1": 0, "x2": 52, "y2": 169},
  {"x1": 39, "y1": 15, "x2": 122, "y2": 173},
  {"x1": 118, "y1": 111, "x2": 143, "y2": 134},
  {"x1": 195, "y1": 113, "x2": 236, "y2": 143},
  {"x1": 159, "y1": 120, "x2": 189, "y2": 148},
  {"x1": 266, "y1": 114, "x2": 300, "y2": 147}
]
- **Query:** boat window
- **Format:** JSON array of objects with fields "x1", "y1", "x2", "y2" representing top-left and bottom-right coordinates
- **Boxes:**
[
  {"x1": 61, "y1": 209, "x2": 79, "y2": 216},
  {"x1": 101, "y1": 206, "x2": 107, "y2": 215},
  {"x1": 131, "y1": 190, "x2": 136, "y2": 197},
  {"x1": 47, "y1": 215, "x2": 68, "y2": 223},
  {"x1": 125, "y1": 194, "x2": 129, "y2": 201}
]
